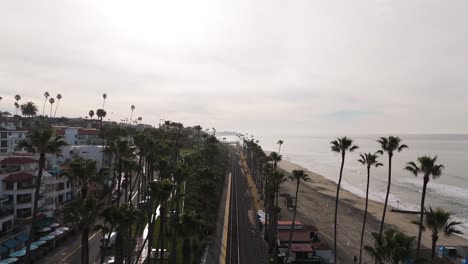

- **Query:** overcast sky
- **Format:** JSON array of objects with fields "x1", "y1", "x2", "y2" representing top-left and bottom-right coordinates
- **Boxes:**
[{"x1": 1, "y1": 0, "x2": 467, "y2": 136}]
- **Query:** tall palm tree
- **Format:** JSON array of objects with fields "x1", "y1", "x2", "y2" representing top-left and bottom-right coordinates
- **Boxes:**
[
  {"x1": 405, "y1": 156, "x2": 444, "y2": 256},
  {"x1": 54, "y1": 93, "x2": 62, "y2": 117},
  {"x1": 96, "y1": 109, "x2": 107, "y2": 127},
  {"x1": 102, "y1": 93, "x2": 107, "y2": 109},
  {"x1": 285, "y1": 169, "x2": 310, "y2": 262},
  {"x1": 89, "y1": 110, "x2": 95, "y2": 120},
  {"x1": 14, "y1": 94, "x2": 21, "y2": 104},
  {"x1": 16, "y1": 125, "x2": 67, "y2": 263},
  {"x1": 67, "y1": 158, "x2": 102, "y2": 199},
  {"x1": 418, "y1": 207, "x2": 463, "y2": 259},
  {"x1": 364, "y1": 229, "x2": 415, "y2": 264},
  {"x1": 194, "y1": 125, "x2": 202, "y2": 151},
  {"x1": 156, "y1": 179, "x2": 175, "y2": 264},
  {"x1": 42, "y1": 92, "x2": 49, "y2": 115},
  {"x1": 63, "y1": 197, "x2": 100, "y2": 264},
  {"x1": 277, "y1": 139, "x2": 284, "y2": 154},
  {"x1": 179, "y1": 211, "x2": 201, "y2": 264},
  {"x1": 14, "y1": 102, "x2": 20, "y2": 115},
  {"x1": 20, "y1": 101, "x2": 38, "y2": 117},
  {"x1": 330, "y1": 136, "x2": 359, "y2": 263},
  {"x1": 358, "y1": 153, "x2": 383, "y2": 264},
  {"x1": 49, "y1": 98, "x2": 55, "y2": 117},
  {"x1": 130, "y1": 105, "x2": 135, "y2": 122},
  {"x1": 377, "y1": 136, "x2": 408, "y2": 238}
]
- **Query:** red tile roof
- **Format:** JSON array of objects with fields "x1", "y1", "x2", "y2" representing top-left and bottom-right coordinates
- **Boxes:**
[
  {"x1": 3, "y1": 172, "x2": 34, "y2": 182},
  {"x1": 291, "y1": 244, "x2": 313, "y2": 252},
  {"x1": 278, "y1": 230, "x2": 310, "y2": 242},
  {"x1": 0, "y1": 157, "x2": 37, "y2": 165},
  {"x1": 78, "y1": 129, "x2": 99, "y2": 136}
]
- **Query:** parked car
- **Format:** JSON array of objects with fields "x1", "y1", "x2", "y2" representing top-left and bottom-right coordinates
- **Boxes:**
[{"x1": 101, "y1": 231, "x2": 117, "y2": 248}]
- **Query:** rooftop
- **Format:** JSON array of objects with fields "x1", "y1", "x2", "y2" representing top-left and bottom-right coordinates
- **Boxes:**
[
  {"x1": 291, "y1": 244, "x2": 313, "y2": 253},
  {"x1": 3, "y1": 171, "x2": 34, "y2": 182},
  {"x1": 278, "y1": 230, "x2": 311, "y2": 242}
]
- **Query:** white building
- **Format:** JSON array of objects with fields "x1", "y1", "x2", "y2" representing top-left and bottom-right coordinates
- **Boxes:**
[{"x1": 0, "y1": 128, "x2": 27, "y2": 154}]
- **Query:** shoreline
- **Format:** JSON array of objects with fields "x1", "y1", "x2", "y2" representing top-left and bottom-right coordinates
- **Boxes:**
[{"x1": 276, "y1": 158, "x2": 468, "y2": 263}]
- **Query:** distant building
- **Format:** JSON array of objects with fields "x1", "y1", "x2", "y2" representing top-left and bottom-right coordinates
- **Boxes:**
[{"x1": 0, "y1": 128, "x2": 27, "y2": 154}]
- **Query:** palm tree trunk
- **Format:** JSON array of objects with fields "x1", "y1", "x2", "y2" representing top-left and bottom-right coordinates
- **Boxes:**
[
  {"x1": 42, "y1": 99, "x2": 47, "y2": 115},
  {"x1": 82, "y1": 225, "x2": 90, "y2": 264},
  {"x1": 54, "y1": 100, "x2": 60, "y2": 117},
  {"x1": 158, "y1": 205, "x2": 166, "y2": 264},
  {"x1": 359, "y1": 166, "x2": 371, "y2": 264},
  {"x1": 379, "y1": 154, "x2": 392, "y2": 238},
  {"x1": 117, "y1": 158, "x2": 122, "y2": 205},
  {"x1": 24, "y1": 153, "x2": 45, "y2": 264},
  {"x1": 334, "y1": 153, "x2": 345, "y2": 264},
  {"x1": 416, "y1": 178, "x2": 429, "y2": 256},
  {"x1": 286, "y1": 181, "x2": 300, "y2": 262},
  {"x1": 431, "y1": 232, "x2": 438, "y2": 259}
]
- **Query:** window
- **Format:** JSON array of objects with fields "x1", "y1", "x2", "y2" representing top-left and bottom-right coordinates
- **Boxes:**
[
  {"x1": 66, "y1": 181, "x2": 70, "y2": 188},
  {"x1": 58, "y1": 195, "x2": 64, "y2": 204},
  {"x1": 2, "y1": 220, "x2": 13, "y2": 232},
  {"x1": 56, "y1": 182, "x2": 65, "y2": 191},
  {"x1": 17, "y1": 194, "x2": 32, "y2": 204},
  {"x1": 6, "y1": 195, "x2": 13, "y2": 204},
  {"x1": 5, "y1": 183, "x2": 14, "y2": 190},
  {"x1": 0, "y1": 132, "x2": 7, "y2": 139},
  {"x1": 0, "y1": 141, "x2": 7, "y2": 148},
  {"x1": 16, "y1": 208, "x2": 32, "y2": 218}
]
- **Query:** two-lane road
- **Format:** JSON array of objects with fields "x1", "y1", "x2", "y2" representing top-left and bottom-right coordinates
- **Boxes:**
[{"x1": 226, "y1": 153, "x2": 268, "y2": 264}]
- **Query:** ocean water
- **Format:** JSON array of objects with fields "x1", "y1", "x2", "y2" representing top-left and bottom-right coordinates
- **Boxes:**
[{"x1": 221, "y1": 134, "x2": 468, "y2": 236}]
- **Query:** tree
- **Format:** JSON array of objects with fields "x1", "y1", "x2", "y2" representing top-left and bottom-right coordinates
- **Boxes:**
[
  {"x1": 42, "y1": 92, "x2": 49, "y2": 115},
  {"x1": 102, "y1": 93, "x2": 107, "y2": 109},
  {"x1": 20, "y1": 101, "x2": 38, "y2": 117},
  {"x1": 179, "y1": 211, "x2": 201, "y2": 264},
  {"x1": 130, "y1": 105, "x2": 135, "y2": 122},
  {"x1": 277, "y1": 139, "x2": 284, "y2": 154},
  {"x1": 156, "y1": 179, "x2": 175, "y2": 264},
  {"x1": 63, "y1": 197, "x2": 100, "y2": 264},
  {"x1": 330, "y1": 136, "x2": 358, "y2": 263},
  {"x1": 285, "y1": 169, "x2": 310, "y2": 263},
  {"x1": 96, "y1": 109, "x2": 107, "y2": 127},
  {"x1": 358, "y1": 152, "x2": 383, "y2": 264},
  {"x1": 14, "y1": 102, "x2": 20, "y2": 115},
  {"x1": 67, "y1": 158, "x2": 102, "y2": 199},
  {"x1": 417, "y1": 207, "x2": 463, "y2": 259},
  {"x1": 377, "y1": 136, "x2": 408, "y2": 239},
  {"x1": 49, "y1": 98, "x2": 55, "y2": 117},
  {"x1": 405, "y1": 156, "x2": 444, "y2": 256},
  {"x1": 14, "y1": 94, "x2": 21, "y2": 103},
  {"x1": 89, "y1": 110, "x2": 95, "y2": 120},
  {"x1": 54, "y1": 94, "x2": 62, "y2": 117},
  {"x1": 194, "y1": 125, "x2": 202, "y2": 151},
  {"x1": 16, "y1": 125, "x2": 67, "y2": 263},
  {"x1": 364, "y1": 229, "x2": 415, "y2": 264}
]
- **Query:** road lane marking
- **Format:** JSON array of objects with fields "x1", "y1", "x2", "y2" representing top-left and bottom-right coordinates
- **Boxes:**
[
  {"x1": 219, "y1": 172, "x2": 232, "y2": 264},
  {"x1": 59, "y1": 230, "x2": 101, "y2": 263}
]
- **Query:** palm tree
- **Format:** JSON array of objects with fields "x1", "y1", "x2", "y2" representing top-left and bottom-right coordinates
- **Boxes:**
[
  {"x1": 49, "y1": 98, "x2": 55, "y2": 117},
  {"x1": 89, "y1": 110, "x2": 95, "y2": 120},
  {"x1": 63, "y1": 197, "x2": 100, "y2": 264},
  {"x1": 419, "y1": 207, "x2": 463, "y2": 259},
  {"x1": 179, "y1": 211, "x2": 201, "y2": 264},
  {"x1": 54, "y1": 93, "x2": 62, "y2": 117},
  {"x1": 330, "y1": 136, "x2": 359, "y2": 263},
  {"x1": 42, "y1": 92, "x2": 49, "y2": 115},
  {"x1": 130, "y1": 105, "x2": 135, "y2": 122},
  {"x1": 285, "y1": 169, "x2": 310, "y2": 262},
  {"x1": 14, "y1": 94, "x2": 21, "y2": 104},
  {"x1": 277, "y1": 139, "x2": 284, "y2": 154},
  {"x1": 102, "y1": 93, "x2": 107, "y2": 109},
  {"x1": 358, "y1": 153, "x2": 383, "y2": 264},
  {"x1": 364, "y1": 229, "x2": 415, "y2": 264},
  {"x1": 20, "y1": 101, "x2": 38, "y2": 117},
  {"x1": 16, "y1": 125, "x2": 67, "y2": 263},
  {"x1": 96, "y1": 109, "x2": 107, "y2": 127},
  {"x1": 156, "y1": 179, "x2": 175, "y2": 263},
  {"x1": 67, "y1": 158, "x2": 103, "y2": 199},
  {"x1": 405, "y1": 156, "x2": 444, "y2": 256},
  {"x1": 194, "y1": 125, "x2": 202, "y2": 151},
  {"x1": 14, "y1": 102, "x2": 20, "y2": 115},
  {"x1": 377, "y1": 136, "x2": 408, "y2": 238}
]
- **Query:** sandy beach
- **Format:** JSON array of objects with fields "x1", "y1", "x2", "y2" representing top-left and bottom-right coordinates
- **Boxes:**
[{"x1": 276, "y1": 159, "x2": 468, "y2": 263}]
